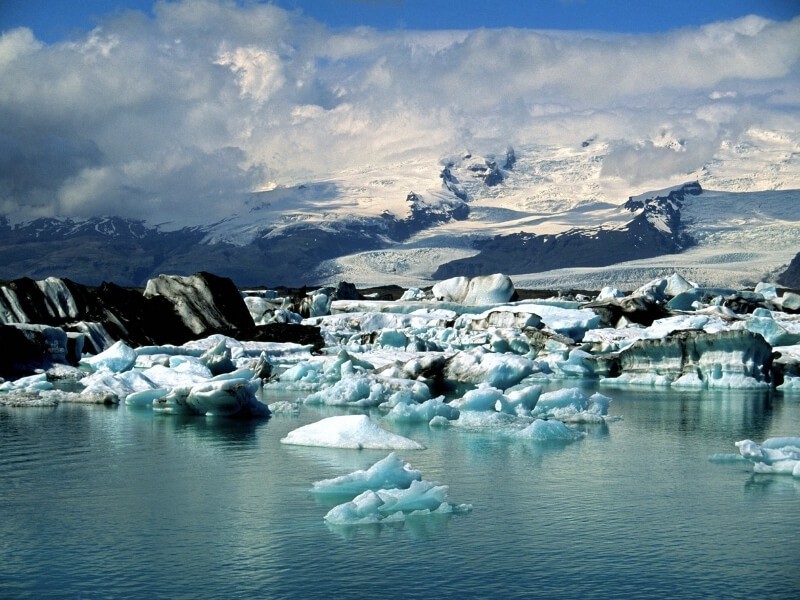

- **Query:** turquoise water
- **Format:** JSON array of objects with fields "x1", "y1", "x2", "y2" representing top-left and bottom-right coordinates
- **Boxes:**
[{"x1": 1, "y1": 386, "x2": 799, "y2": 599}]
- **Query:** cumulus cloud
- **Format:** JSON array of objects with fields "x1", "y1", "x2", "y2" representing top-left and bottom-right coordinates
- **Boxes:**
[{"x1": 0, "y1": 1, "x2": 798, "y2": 224}]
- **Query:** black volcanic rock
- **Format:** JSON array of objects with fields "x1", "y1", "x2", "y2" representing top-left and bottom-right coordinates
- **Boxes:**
[
  {"x1": 434, "y1": 182, "x2": 702, "y2": 279},
  {"x1": 0, "y1": 272, "x2": 331, "y2": 375},
  {"x1": 778, "y1": 252, "x2": 800, "y2": 289},
  {"x1": 0, "y1": 324, "x2": 77, "y2": 379},
  {"x1": 245, "y1": 323, "x2": 325, "y2": 352}
]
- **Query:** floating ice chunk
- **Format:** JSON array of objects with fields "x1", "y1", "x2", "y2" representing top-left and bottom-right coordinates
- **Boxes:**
[
  {"x1": 153, "y1": 386, "x2": 192, "y2": 414},
  {"x1": 557, "y1": 348, "x2": 595, "y2": 377},
  {"x1": 583, "y1": 327, "x2": 645, "y2": 353},
  {"x1": 324, "y1": 480, "x2": 470, "y2": 525},
  {"x1": 303, "y1": 374, "x2": 384, "y2": 407},
  {"x1": 754, "y1": 282, "x2": 778, "y2": 300},
  {"x1": 312, "y1": 452, "x2": 422, "y2": 496},
  {"x1": 185, "y1": 378, "x2": 270, "y2": 418},
  {"x1": 142, "y1": 362, "x2": 212, "y2": 388},
  {"x1": 735, "y1": 437, "x2": 800, "y2": 477},
  {"x1": 199, "y1": 338, "x2": 235, "y2": 375},
  {"x1": 400, "y1": 287, "x2": 428, "y2": 301},
  {"x1": 664, "y1": 272, "x2": 697, "y2": 297},
  {"x1": 281, "y1": 415, "x2": 425, "y2": 449},
  {"x1": 280, "y1": 360, "x2": 323, "y2": 383},
  {"x1": 267, "y1": 400, "x2": 300, "y2": 413},
  {"x1": 323, "y1": 490, "x2": 386, "y2": 525},
  {"x1": 432, "y1": 274, "x2": 514, "y2": 305},
  {"x1": 745, "y1": 314, "x2": 800, "y2": 346},
  {"x1": 596, "y1": 286, "x2": 625, "y2": 302},
  {"x1": 0, "y1": 389, "x2": 115, "y2": 406},
  {"x1": 385, "y1": 396, "x2": 459, "y2": 423},
  {"x1": 451, "y1": 384, "x2": 505, "y2": 412},
  {"x1": 82, "y1": 340, "x2": 137, "y2": 373},
  {"x1": 0, "y1": 372, "x2": 53, "y2": 392},
  {"x1": 524, "y1": 304, "x2": 600, "y2": 341},
  {"x1": 445, "y1": 347, "x2": 533, "y2": 389},
  {"x1": 455, "y1": 306, "x2": 541, "y2": 331},
  {"x1": 778, "y1": 291, "x2": 800, "y2": 311},
  {"x1": 429, "y1": 415, "x2": 451, "y2": 428},
  {"x1": 517, "y1": 419, "x2": 585, "y2": 442},
  {"x1": 777, "y1": 375, "x2": 800, "y2": 393},
  {"x1": 125, "y1": 388, "x2": 168, "y2": 408},
  {"x1": 81, "y1": 369, "x2": 157, "y2": 400},
  {"x1": 452, "y1": 410, "x2": 522, "y2": 429},
  {"x1": 531, "y1": 388, "x2": 612, "y2": 422},
  {"x1": 504, "y1": 384, "x2": 542, "y2": 414}
]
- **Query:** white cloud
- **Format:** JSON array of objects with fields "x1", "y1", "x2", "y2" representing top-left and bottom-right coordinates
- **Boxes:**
[{"x1": 0, "y1": 2, "x2": 798, "y2": 224}]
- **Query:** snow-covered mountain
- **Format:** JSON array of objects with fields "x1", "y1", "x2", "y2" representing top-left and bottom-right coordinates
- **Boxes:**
[{"x1": 2, "y1": 132, "x2": 799, "y2": 289}]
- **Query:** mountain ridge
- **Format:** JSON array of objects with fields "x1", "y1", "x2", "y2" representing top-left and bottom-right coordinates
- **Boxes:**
[{"x1": 2, "y1": 137, "x2": 799, "y2": 288}]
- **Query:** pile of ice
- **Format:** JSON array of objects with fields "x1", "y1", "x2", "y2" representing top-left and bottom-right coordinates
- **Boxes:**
[
  {"x1": 735, "y1": 437, "x2": 800, "y2": 477},
  {"x1": 0, "y1": 334, "x2": 303, "y2": 417},
  {"x1": 311, "y1": 453, "x2": 471, "y2": 526},
  {"x1": 445, "y1": 383, "x2": 610, "y2": 440}
]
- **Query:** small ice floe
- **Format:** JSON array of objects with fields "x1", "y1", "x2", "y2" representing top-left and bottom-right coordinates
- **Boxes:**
[
  {"x1": 323, "y1": 480, "x2": 471, "y2": 526},
  {"x1": 280, "y1": 414, "x2": 425, "y2": 449},
  {"x1": 312, "y1": 452, "x2": 422, "y2": 497},
  {"x1": 735, "y1": 437, "x2": 800, "y2": 477},
  {"x1": 316, "y1": 453, "x2": 472, "y2": 526}
]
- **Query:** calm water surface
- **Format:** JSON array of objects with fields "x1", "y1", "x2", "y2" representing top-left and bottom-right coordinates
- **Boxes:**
[{"x1": 1, "y1": 385, "x2": 799, "y2": 599}]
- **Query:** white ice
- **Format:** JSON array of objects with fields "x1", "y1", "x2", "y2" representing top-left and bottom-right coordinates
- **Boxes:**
[
  {"x1": 82, "y1": 340, "x2": 138, "y2": 373},
  {"x1": 735, "y1": 437, "x2": 800, "y2": 477},
  {"x1": 323, "y1": 480, "x2": 470, "y2": 525},
  {"x1": 384, "y1": 396, "x2": 459, "y2": 423},
  {"x1": 280, "y1": 415, "x2": 425, "y2": 449},
  {"x1": 312, "y1": 452, "x2": 422, "y2": 496}
]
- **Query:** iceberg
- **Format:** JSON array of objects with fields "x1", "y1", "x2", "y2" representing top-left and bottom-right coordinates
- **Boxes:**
[
  {"x1": 384, "y1": 396, "x2": 459, "y2": 423},
  {"x1": 185, "y1": 378, "x2": 270, "y2": 418},
  {"x1": 281, "y1": 415, "x2": 425, "y2": 449},
  {"x1": 599, "y1": 329, "x2": 774, "y2": 389},
  {"x1": 735, "y1": 437, "x2": 800, "y2": 477},
  {"x1": 323, "y1": 480, "x2": 469, "y2": 525},
  {"x1": 312, "y1": 452, "x2": 422, "y2": 496},
  {"x1": 82, "y1": 340, "x2": 137, "y2": 373},
  {"x1": 517, "y1": 419, "x2": 586, "y2": 442},
  {"x1": 531, "y1": 388, "x2": 612, "y2": 422},
  {"x1": 432, "y1": 274, "x2": 515, "y2": 305},
  {"x1": 445, "y1": 347, "x2": 534, "y2": 389}
]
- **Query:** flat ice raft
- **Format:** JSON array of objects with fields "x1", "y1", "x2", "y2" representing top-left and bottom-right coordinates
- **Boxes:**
[{"x1": 280, "y1": 415, "x2": 425, "y2": 450}]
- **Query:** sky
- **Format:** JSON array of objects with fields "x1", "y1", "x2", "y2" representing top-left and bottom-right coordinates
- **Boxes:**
[
  {"x1": 1, "y1": 0, "x2": 799, "y2": 225},
  {"x1": 3, "y1": 0, "x2": 800, "y2": 41}
]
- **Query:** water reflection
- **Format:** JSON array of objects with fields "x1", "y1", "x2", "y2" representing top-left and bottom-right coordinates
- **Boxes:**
[
  {"x1": 744, "y1": 473, "x2": 800, "y2": 495},
  {"x1": 325, "y1": 512, "x2": 456, "y2": 541},
  {"x1": 610, "y1": 387, "x2": 780, "y2": 441}
]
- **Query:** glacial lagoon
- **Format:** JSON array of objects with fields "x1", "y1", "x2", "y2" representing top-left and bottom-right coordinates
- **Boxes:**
[{"x1": 2, "y1": 385, "x2": 798, "y2": 599}]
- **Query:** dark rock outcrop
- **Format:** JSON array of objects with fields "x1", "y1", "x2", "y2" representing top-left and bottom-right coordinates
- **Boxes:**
[
  {"x1": 778, "y1": 252, "x2": 800, "y2": 289},
  {"x1": 434, "y1": 182, "x2": 702, "y2": 279},
  {"x1": 0, "y1": 272, "x2": 325, "y2": 376},
  {"x1": 245, "y1": 323, "x2": 325, "y2": 352}
]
